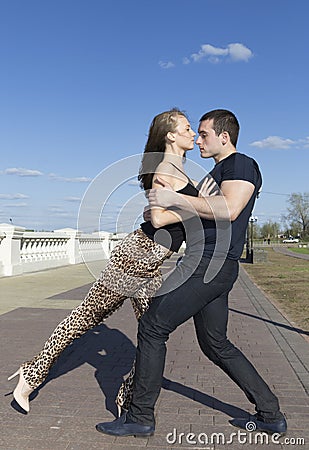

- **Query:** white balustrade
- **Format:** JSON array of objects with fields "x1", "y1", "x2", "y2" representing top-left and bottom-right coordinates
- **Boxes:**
[
  {"x1": 0, "y1": 232, "x2": 6, "y2": 275},
  {"x1": 79, "y1": 236, "x2": 110, "y2": 263},
  {"x1": 0, "y1": 223, "x2": 126, "y2": 277},
  {"x1": 20, "y1": 232, "x2": 70, "y2": 273}
]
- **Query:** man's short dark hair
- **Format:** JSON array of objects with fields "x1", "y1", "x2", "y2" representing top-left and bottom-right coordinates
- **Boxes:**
[{"x1": 200, "y1": 109, "x2": 240, "y2": 146}]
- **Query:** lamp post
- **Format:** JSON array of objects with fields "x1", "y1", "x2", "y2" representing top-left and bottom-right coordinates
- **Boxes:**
[{"x1": 248, "y1": 216, "x2": 258, "y2": 263}]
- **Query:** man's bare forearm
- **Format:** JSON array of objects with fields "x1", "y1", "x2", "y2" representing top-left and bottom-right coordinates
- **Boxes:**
[{"x1": 173, "y1": 193, "x2": 231, "y2": 221}]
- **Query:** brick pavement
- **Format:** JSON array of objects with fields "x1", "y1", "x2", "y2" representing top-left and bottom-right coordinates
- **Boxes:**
[{"x1": 1, "y1": 259, "x2": 308, "y2": 450}]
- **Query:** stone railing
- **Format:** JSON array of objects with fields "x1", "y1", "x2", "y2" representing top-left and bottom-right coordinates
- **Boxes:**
[
  {"x1": 0, "y1": 231, "x2": 6, "y2": 275},
  {"x1": 0, "y1": 223, "x2": 125, "y2": 277},
  {"x1": 20, "y1": 231, "x2": 70, "y2": 273}
]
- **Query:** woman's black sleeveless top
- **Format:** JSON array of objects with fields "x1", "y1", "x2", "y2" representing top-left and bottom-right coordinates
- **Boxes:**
[{"x1": 140, "y1": 181, "x2": 199, "y2": 252}]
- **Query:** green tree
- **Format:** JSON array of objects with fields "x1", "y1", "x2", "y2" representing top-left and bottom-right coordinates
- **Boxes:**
[
  {"x1": 285, "y1": 192, "x2": 309, "y2": 238},
  {"x1": 260, "y1": 221, "x2": 281, "y2": 240}
]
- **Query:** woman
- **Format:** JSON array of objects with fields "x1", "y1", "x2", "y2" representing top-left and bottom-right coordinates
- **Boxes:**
[{"x1": 8, "y1": 108, "x2": 200, "y2": 415}]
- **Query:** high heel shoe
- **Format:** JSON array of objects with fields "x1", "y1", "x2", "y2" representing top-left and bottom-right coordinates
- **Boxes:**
[{"x1": 8, "y1": 368, "x2": 33, "y2": 413}]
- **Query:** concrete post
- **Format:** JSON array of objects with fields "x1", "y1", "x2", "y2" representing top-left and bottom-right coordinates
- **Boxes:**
[
  {"x1": 0, "y1": 223, "x2": 25, "y2": 276},
  {"x1": 54, "y1": 228, "x2": 82, "y2": 264}
]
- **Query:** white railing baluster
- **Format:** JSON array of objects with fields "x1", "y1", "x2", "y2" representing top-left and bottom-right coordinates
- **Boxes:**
[{"x1": 0, "y1": 223, "x2": 127, "y2": 277}]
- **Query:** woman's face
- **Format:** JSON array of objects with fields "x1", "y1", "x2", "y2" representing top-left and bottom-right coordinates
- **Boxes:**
[{"x1": 173, "y1": 116, "x2": 196, "y2": 152}]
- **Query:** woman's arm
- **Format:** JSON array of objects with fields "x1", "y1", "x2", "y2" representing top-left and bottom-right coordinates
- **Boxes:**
[
  {"x1": 149, "y1": 166, "x2": 219, "y2": 228},
  {"x1": 149, "y1": 173, "x2": 182, "y2": 228}
]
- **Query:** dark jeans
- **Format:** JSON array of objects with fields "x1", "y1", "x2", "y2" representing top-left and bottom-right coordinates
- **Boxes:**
[{"x1": 127, "y1": 257, "x2": 281, "y2": 425}]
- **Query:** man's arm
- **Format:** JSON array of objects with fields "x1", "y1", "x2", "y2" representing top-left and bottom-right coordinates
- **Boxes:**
[{"x1": 148, "y1": 178, "x2": 255, "y2": 221}]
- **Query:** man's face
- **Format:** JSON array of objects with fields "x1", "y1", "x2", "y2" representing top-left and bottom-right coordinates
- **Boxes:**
[{"x1": 196, "y1": 119, "x2": 221, "y2": 159}]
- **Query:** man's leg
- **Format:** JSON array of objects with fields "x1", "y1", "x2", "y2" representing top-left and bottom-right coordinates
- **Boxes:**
[
  {"x1": 193, "y1": 293, "x2": 283, "y2": 421},
  {"x1": 126, "y1": 258, "x2": 239, "y2": 425},
  {"x1": 96, "y1": 280, "x2": 200, "y2": 437},
  {"x1": 96, "y1": 258, "x2": 239, "y2": 436},
  {"x1": 192, "y1": 291, "x2": 287, "y2": 434}
]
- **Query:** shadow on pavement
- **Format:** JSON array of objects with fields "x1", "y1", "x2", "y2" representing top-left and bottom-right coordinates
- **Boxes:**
[
  {"x1": 229, "y1": 307, "x2": 309, "y2": 336},
  {"x1": 33, "y1": 323, "x2": 136, "y2": 417},
  {"x1": 9, "y1": 321, "x2": 249, "y2": 419},
  {"x1": 162, "y1": 378, "x2": 248, "y2": 419}
]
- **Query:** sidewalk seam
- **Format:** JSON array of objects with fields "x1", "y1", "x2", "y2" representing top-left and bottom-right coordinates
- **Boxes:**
[{"x1": 238, "y1": 266, "x2": 309, "y2": 396}]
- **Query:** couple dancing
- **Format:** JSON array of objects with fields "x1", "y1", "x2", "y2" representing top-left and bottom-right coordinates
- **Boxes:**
[{"x1": 8, "y1": 108, "x2": 287, "y2": 437}]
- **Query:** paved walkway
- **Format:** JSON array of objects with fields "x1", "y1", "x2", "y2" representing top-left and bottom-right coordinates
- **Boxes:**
[
  {"x1": 273, "y1": 246, "x2": 309, "y2": 260},
  {"x1": 1, "y1": 258, "x2": 308, "y2": 450}
]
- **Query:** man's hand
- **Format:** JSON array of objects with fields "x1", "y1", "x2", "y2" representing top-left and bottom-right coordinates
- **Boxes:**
[
  {"x1": 148, "y1": 176, "x2": 180, "y2": 209},
  {"x1": 199, "y1": 176, "x2": 220, "y2": 197}
]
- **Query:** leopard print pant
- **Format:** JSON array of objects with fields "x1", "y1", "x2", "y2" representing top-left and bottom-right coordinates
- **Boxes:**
[{"x1": 21, "y1": 229, "x2": 172, "y2": 411}]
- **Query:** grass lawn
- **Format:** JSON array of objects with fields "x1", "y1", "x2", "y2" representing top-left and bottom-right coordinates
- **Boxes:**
[
  {"x1": 242, "y1": 248, "x2": 309, "y2": 332},
  {"x1": 289, "y1": 247, "x2": 309, "y2": 255}
]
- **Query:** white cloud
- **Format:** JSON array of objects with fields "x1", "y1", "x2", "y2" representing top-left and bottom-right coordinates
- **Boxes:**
[
  {"x1": 127, "y1": 180, "x2": 139, "y2": 186},
  {"x1": 47, "y1": 207, "x2": 76, "y2": 218},
  {"x1": 52, "y1": 211, "x2": 77, "y2": 218},
  {"x1": 0, "y1": 193, "x2": 29, "y2": 200},
  {"x1": 299, "y1": 136, "x2": 309, "y2": 148},
  {"x1": 250, "y1": 136, "x2": 302, "y2": 149},
  {"x1": 5, "y1": 167, "x2": 43, "y2": 177},
  {"x1": 2, "y1": 202, "x2": 28, "y2": 208},
  {"x1": 159, "y1": 42, "x2": 253, "y2": 68},
  {"x1": 191, "y1": 44, "x2": 228, "y2": 62},
  {"x1": 188, "y1": 42, "x2": 253, "y2": 64},
  {"x1": 228, "y1": 43, "x2": 253, "y2": 62},
  {"x1": 158, "y1": 60, "x2": 175, "y2": 69},
  {"x1": 49, "y1": 173, "x2": 92, "y2": 183},
  {"x1": 64, "y1": 196, "x2": 81, "y2": 202},
  {"x1": 48, "y1": 206, "x2": 66, "y2": 213}
]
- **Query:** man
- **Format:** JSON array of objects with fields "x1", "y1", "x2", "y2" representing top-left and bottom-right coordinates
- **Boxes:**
[{"x1": 96, "y1": 109, "x2": 287, "y2": 437}]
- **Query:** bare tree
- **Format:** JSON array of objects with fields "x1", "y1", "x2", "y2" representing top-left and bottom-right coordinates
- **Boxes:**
[{"x1": 285, "y1": 192, "x2": 309, "y2": 238}]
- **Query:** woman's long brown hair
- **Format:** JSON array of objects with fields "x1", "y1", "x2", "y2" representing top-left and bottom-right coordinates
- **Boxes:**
[{"x1": 138, "y1": 108, "x2": 187, "y2": 191}]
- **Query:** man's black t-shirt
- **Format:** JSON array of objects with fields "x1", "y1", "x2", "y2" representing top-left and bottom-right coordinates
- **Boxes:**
[{"x1": 197, "y1": 152, "x2": 262, "y2": 261}]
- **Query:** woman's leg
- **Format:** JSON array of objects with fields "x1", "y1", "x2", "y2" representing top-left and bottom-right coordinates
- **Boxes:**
[
  {"x1": 9, "y1": 229, "x2": 171, "y2": 413},
  {"x1": 115, "y1": 294, "x2": 153, "y2": 414},
  {"x1": 22, "y1": 275, "x2": 127, "y2": 389},
  {"x1": 115, "y1": 242, "x2": 173, "y2": 414},
  {"x1": 21, "y1": 230, "x2": 171, "y2": 391}
]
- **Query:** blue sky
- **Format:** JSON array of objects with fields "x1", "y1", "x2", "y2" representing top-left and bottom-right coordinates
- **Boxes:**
[{"x1": 0, "y1": 0, "x2": 308, "y2": 232}]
